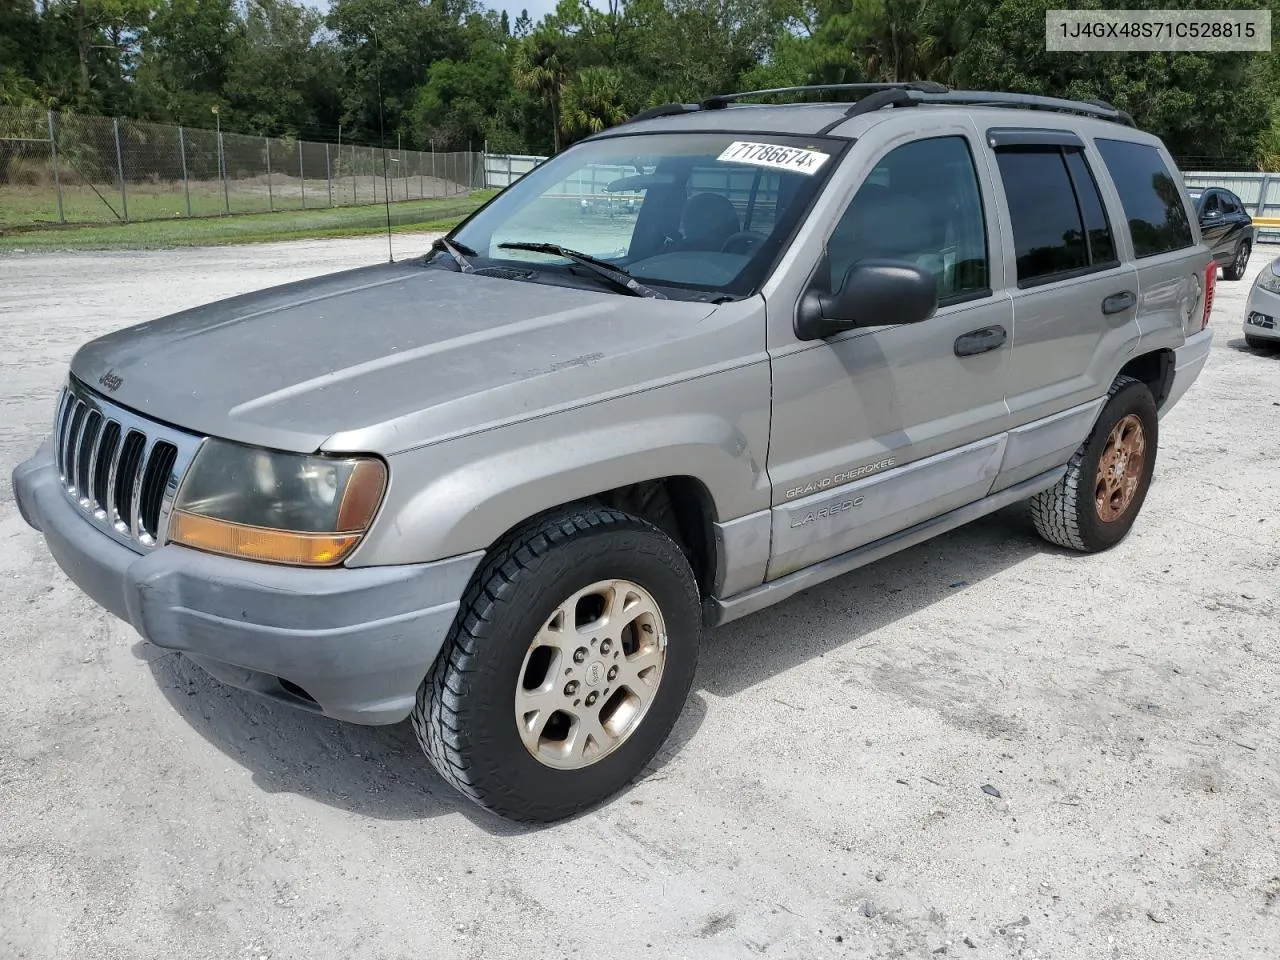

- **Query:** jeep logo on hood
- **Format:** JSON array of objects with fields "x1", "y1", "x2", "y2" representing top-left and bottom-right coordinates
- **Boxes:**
[{"x1": 98, "y1": 370, "x2": 123, "y2": 392}]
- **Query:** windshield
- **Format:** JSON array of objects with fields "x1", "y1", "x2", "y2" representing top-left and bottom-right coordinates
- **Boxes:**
[{"x1": 446, "y1": 131, "x2": 845, "y2": 299}]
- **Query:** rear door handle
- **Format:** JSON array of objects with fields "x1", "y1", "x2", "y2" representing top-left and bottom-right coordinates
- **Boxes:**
[
  {"x1": 1102, "y1": 291, "x2": 1137, "y2": 315},
  {"x1": 954, "y1": 325, "x2": 1007, "y2": 357}
]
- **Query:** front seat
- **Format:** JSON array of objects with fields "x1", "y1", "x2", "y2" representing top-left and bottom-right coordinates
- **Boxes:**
[{"x1": 679, "y1": 193, "x2": 741, "y2": 251}]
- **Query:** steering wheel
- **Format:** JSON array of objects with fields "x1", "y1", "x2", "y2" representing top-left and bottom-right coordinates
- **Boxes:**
[{"x1": 720, "y1": 231, "x2": 769, "y2": 255}]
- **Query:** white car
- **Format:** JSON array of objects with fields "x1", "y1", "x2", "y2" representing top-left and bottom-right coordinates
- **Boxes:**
[{"x1": 1245, "y1": 254, "x2": 1280, "y2": 349}]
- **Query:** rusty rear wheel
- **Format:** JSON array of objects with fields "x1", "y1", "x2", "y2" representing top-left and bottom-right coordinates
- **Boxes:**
[
  {"x1": 1094, "y1": 414, "x2": 1147, "y2": 523},
  {"x1": 1031, "y1": 375, "x2": 1158, "y2": 553}
]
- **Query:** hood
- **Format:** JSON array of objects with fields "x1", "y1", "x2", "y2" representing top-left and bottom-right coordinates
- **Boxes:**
[{"x1": 70, "y1": 261, "x2": 719, "y2": 454}]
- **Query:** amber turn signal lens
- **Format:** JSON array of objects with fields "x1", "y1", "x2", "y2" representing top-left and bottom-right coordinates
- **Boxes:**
[
  {"x1": 335, "y1": 458, "x2": 387, "y2": 532},
  {"x1": 169, "y1": 511, "x2": 364, "y2": 566}
]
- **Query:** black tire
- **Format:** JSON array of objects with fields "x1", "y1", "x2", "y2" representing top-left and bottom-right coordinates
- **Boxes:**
[
  {"x1": 1245, "y1": 334, "x2": 1276, "y2": 351},
  {"x1": 1223, "y1": 239, "x2": 1251, "y2": 281},
  {"x1": 1030, "y1": 376, "x2": 1158, "y2": 553},
  {"x1": 412, "y1": 505, "x2": 701, "y2": 823}
]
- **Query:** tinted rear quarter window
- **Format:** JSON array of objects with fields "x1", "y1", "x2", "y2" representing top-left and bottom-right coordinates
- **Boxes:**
[{"x1": 1094, "y1": 139, "x2": 1193, "y2": 258}]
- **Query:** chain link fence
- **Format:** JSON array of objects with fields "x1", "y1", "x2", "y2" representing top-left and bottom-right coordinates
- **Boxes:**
[{"x1": 0, "y1": 106, "x2": 484, "y2": 229}]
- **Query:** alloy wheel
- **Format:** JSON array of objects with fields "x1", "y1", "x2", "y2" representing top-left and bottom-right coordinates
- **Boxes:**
[
  {"x1": 514, "y1": 579, "x2": 667, "y2": 769},
  {"x1": 1094, "y1": 413, "x2": 1147, "y2": 522}
]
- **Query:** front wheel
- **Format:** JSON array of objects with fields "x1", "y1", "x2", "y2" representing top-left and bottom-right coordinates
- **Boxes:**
[
  {"x1": 412, "y1": 506, "x2": 701, "y2": 822},
  {"x1": 1030, "y1": 376, "x2": 1158, "y2": 553}
]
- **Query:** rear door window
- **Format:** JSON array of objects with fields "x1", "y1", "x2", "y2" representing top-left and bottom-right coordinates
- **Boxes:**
[
  {"x1": 1063, "y1": 150, "x2": 1117, "y2": 267},
  {"x1": 994, "y1": 145, "x2": 1117, "y2": 286},
  {"x1": 1094, "y1": 139, "x2": 1194, "y2": 258}
]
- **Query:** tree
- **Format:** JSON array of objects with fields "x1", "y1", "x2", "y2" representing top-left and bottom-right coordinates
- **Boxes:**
[
  {"x1": 513, "y1": 7, "x2": 532, "y2": 38},
  {"x1": 514, "y1": 27, "x2": 571, "y2": 152},
  {"x1": 0, "y1": 0, "x2": 45, "y2": 107},
  {"x1": 562, "y1": 66, "x2": 627, "y2": 140},
  {"x1": 411, "y1": 13, "x2": 521, "y2": 150},
  {"x1": 223, "y1": 0, "x2": 340, "y2": 138},
  {"x1": 956, "y1": 0, "x2": 1275, "y2": 163},
  {"x1": 811, "y1": 0, "x2": 982, "y2": 85},
  {"x1": 48, "y1": 0, "x2": 150, "y2": 108},
  {"x1": 327, "y1": 0, "x2": 476, "y2": 146},
  {"x1": 133, "y1": 0, "x2": 240, "y2": 125}
]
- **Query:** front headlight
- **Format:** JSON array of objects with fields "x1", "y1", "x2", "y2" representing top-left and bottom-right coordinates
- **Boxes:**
[
  {"x1": 168, "y1": 440, "x2": 387, "y2": 566},
  {"x1": 1258, "y1": 260, "x2": 1280, "y2": 293}
]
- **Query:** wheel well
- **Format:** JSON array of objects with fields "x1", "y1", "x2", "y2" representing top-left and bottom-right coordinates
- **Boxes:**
[
  {"x1": 1118, "y1": 350, "x2": 1175, "y2": 409},
  {"x1": 594, "y1": 477, "x2": 718, "y2": 598}
]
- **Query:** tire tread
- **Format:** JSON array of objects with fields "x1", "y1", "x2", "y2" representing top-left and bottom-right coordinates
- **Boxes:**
[
  {"x1": 411, "y1": 505, "x2": 692, "y2": 820},
  {"x1": 1030, "y1": 375, "x2": 1144, "y2": 552}
]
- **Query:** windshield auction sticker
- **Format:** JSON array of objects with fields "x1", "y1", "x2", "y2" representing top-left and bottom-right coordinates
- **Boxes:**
[{"x1": 717, "y1": 141, "x2": 830, "y2": 175}]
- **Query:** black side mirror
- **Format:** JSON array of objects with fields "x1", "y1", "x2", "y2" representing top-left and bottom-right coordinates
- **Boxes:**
[{"x1": 795, "y1": 259, "x2": 938, "y2": 341}]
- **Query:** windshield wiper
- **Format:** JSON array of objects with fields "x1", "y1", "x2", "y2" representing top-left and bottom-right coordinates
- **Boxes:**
[
  {"x1": 430, "y1": 236, "x2": 476, "y2": 273},
  {"x1": 497, "y1": 241, "x2": 666, "y2": 299}
]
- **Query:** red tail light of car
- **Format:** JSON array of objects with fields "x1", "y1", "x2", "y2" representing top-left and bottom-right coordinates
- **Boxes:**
[{"x1": 1202, "y1": 261, "x2": 1216, "y2": 330}]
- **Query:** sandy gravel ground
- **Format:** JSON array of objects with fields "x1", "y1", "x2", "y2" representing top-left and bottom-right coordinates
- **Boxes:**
[{"x1": 1, "y1": 237, "x2": 1277, "y2": 960}]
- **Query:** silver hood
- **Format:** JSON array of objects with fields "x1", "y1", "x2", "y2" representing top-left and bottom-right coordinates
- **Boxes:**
[{"x1": 69, "y1": 261, "x2": 719, "y2": 454}]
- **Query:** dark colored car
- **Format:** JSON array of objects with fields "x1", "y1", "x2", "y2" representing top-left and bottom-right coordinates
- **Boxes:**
[{"x1": 1189, "y1": 187, "x2": 1254, "y2": 280}]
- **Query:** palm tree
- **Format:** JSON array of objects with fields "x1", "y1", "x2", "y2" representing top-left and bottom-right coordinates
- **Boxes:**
[
  {"x1": 513, "y1": 29, "x2": 570, "y2": 153},
  {"x1": 562, "y1": 67, "x2": 627, "y2": 141}
]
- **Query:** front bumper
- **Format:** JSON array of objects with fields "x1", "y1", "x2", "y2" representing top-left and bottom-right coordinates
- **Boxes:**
[
  {"x1": 1244, "y1": 283, "x2": 1280, "y2": 342},
  {"x1": 1159, "y1": 327, "x2": 1213, "y2": 418},
  {"x1": 13, "y1": 442, "x2": 483, "y2": 724}
]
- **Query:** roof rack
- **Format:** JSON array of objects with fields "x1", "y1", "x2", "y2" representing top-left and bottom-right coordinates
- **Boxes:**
[
  {"x1": 903, "y1": 90, "x2": 1135, "y2": 126},
  {"x1": 628, "y1": 103, "x2": 701, "y2": 123},
  {"x1": 626, "y1": 83, "x2": 1134, "y2": 129},
  {"x1": 701, "y1": 81, "x2": 947, "y2": 110}
]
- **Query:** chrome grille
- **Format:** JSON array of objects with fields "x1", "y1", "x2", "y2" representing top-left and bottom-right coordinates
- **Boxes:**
[{"x1": 52, "y1": 378, "x2": 203, "y2": 552}]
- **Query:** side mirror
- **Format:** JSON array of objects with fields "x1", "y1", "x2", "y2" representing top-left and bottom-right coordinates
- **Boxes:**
[{"x1": 796, "y1": 259, "x2": 938, "y2": 341}]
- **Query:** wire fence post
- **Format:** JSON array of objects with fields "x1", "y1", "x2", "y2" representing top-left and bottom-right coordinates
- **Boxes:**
[
  {"x1": 431, "y1": 141, "x2": 436, "y2": 199},
  {"x1": 299, "y1": 142, "x2": 306, "y2": 209},
  {"x1": 113, "y1": 117, "x2": 129, "y2": 222},
  {"x1": 46, "y1": 111, "x2": 65, "y2": 224},
  {"x1": 178, "y1": 126, "x2": 192, "y2": 218},
  {"x1": 265, "y1": 137, "x2": 274, "y2": 211},
  {"x1": 325, "y1": 143, "x2": 333, "y2": 207},
  {"x1": 219, "y1": 132, "x2": 230, "y2": 214},
  {"x1": 351, "y1": 145, "x2": 357, "y2": 204}
]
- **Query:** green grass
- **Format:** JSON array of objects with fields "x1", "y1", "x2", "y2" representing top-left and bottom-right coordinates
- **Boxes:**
[{"x1": 0, "y1": 191, "x2": 495, "y2": 252}]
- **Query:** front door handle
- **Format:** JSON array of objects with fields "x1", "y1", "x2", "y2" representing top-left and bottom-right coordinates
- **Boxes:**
[
  {"x1": 954, "y1": 325, "x2": 1007, "y2": 357},
  {"x1": 1102, "y1": 291, "x2": 1137, "y2": 315}
]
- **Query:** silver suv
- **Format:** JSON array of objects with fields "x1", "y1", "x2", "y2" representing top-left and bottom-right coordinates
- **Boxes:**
[{"x1": 13, "y1": 84, "x2": 1214, "y2": 822}]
